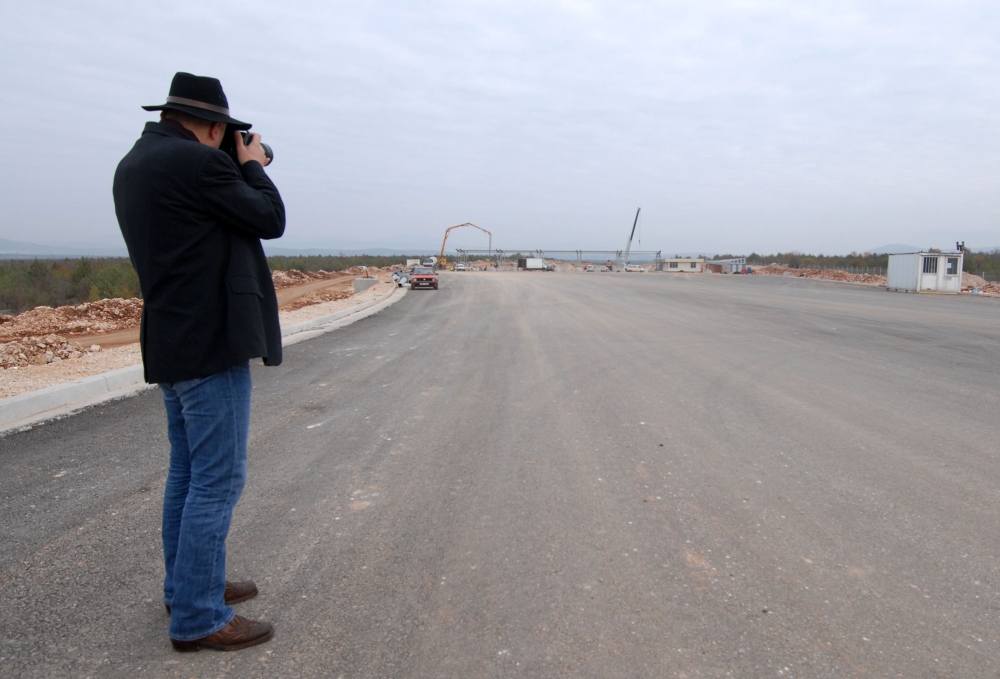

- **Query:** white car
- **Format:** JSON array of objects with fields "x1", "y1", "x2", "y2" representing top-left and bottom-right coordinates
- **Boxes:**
[
  {"x1": 454, "y1": 263, "x2": 467, "y2": 271},
  {"x1": 624, "y1": 264, "x2": 645, "y2": 272}
]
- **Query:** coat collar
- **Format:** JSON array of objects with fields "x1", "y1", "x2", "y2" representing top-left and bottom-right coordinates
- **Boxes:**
[{"x1": 142, "y1": 120, "x2": 200, "y2": 143}]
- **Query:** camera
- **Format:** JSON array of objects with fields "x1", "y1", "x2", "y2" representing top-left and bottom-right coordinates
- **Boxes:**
[
  {"x1": 240, "y1": 131, "x2": 274, "y2": 163},
  {"x1": 221, "y1": 126, "x2": 274, "y2": 165}
]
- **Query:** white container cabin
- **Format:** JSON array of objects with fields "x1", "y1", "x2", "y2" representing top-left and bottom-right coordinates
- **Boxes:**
[
  {"x1": 657, "y1": 258, "x2": 704, "y2": 272},
  {"x1": 887, "y1": 252, "x2": 963, "y2": 294}
]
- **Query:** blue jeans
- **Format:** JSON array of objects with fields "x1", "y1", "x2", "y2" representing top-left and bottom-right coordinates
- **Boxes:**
[{"x1": 159, "y1": 362, "x2": 251, "y2": 641}]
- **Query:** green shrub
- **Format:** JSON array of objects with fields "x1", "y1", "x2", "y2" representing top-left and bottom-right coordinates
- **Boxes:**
[
  {"x1": 0, "y1": 257, "x2": 141, "y2": 315},
  {"x1": 267, "y1": 254, "x2": 431, "y2": 272}
]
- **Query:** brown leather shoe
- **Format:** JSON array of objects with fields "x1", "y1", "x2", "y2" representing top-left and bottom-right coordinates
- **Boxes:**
[
  {"x1": 164, "y1": 580, "x2": 259, "y2": 614},
  {"x1": 171, "y1": 615, "x2": 274, "y2": 652}
]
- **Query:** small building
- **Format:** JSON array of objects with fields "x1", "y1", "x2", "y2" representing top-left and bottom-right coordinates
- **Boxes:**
[
  {"x1": 657, "y1": 258, "x2": 704, "y2": 273},
  {"x1": 887, "y1": 252, "x2": 964, "y2": 294},
  {"x1": 707, "y1": 257, "x2": 747, "y2": 274}
]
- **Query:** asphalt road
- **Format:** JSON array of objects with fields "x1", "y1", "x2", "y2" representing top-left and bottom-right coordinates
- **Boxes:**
[{"x1": 2, "y1": 272, "x2": 1000, "y2": 678}]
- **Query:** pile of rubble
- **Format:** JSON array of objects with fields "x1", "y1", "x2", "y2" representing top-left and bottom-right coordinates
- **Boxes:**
[
  {"x1": 0, "y1": 298, "x2": 144, "y2": 343},
  {"x1": 271, "y1": 267, "x2": 388, "y2": 290},
  {"x1": 0, "y1": 334, "x2": 100, "y2": 369},
  {"x1": 282, "y1": 289, "x2": 354, "y2": 311},
  {"x1": 0, "y1": 268, "x2": 390, "y2": 376},
  {"x1": 751, "y1": 264, "x2": 886, "y2": 285},
  {"x1": 271, "y1": 269, "x2": 343, "y2": 290},
  {"x1": 962, "y1": 272, "x2": 1000, "y2": 295}
]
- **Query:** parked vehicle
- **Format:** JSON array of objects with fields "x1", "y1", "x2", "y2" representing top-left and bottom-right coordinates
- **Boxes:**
[
  {"x1": 410, "y1": 266, "x2": 439, "y2": 290},
  {"x1": 585, "y1": 264, "x2": 594, "y2": 272},
  {"x1": 454, "y1": 263, "x2": 467, "y2": 271},
  {"x1": 517, "y1": 258, "x2": 547, "y2": 271},
  {"x1": 624, "y1": 264, "x2": 645, "y2": 272}
]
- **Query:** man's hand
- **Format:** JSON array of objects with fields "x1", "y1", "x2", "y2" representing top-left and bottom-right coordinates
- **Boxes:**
[{"x1": 234, "y1": 131, "x2": 270, "y2": 167}]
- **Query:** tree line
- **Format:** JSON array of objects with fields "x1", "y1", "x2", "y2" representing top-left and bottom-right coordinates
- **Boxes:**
[
  {"x1": 5, "y1": 249, "x2": 998, "y2": 315},
  {"x1": 265, "y1": 254, "x2": 428, "y2": 272},
  {"x1": 712, "y1": 250, "x2": 1000, "y2": 274},
  {"x1": 0, "y1": 258, "x2": 140, "y2": 315},
  {"x1": 0, "y1": 254, "x2": 428, "y2": 315}
]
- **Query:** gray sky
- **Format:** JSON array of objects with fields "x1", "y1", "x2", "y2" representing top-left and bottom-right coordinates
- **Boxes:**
[{"x1": 2, "y1": 0, "x2": 999, "y2": 255}]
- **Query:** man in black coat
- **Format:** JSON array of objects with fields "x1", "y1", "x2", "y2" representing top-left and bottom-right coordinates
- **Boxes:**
[{"x1": 113, "y1": 72, "x2": 283, "y2": 652}]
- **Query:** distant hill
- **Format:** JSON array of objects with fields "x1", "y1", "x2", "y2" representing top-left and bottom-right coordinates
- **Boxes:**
[{"x1": 0, "y1": 238, "x2": 127, "y2": 258}]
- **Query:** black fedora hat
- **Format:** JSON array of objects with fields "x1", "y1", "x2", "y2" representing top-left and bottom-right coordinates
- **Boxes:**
[{"x1": 143, "y1": 72, "x2": 251, "y2": 130}]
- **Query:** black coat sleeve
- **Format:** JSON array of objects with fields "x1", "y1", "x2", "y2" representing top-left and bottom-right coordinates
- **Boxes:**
[{"x1": 198, "y1": 152, "x2": 286, "y2": 240}]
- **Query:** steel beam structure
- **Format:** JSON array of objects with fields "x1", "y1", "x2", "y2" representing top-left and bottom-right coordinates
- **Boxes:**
[{"x1": 455, "y1": 249, "x2": 662, "y2": 267}]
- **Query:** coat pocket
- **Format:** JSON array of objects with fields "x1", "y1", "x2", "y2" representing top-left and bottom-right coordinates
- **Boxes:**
[{"x1": 229, "y1": 276, "x2": 263, "y2": 297}]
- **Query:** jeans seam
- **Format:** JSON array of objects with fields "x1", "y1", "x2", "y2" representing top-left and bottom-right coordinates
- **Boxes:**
[{"x1": 202, "y1": 366, "x2": 240, "y2": 634}]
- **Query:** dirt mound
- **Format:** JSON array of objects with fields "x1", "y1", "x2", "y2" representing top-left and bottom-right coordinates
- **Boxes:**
[
  {"x1": 961, "y1": 272, "x2": 1000, "y2": 294},
  {"x1": 282, "y1": 289, "x2": 354, "y2": 311},
  {"x1": 0, "y1": 334, "x2": 100, "y2": 369},
  {"x1": 271, "y1": 269, "x2": 348, "y2": 290},
  {"x1": 0, "y1": 268, "x2": 388, "y2": 374},
  {"x1": 0, "y1": 298, "x2": 144, "y2": 343},
  {"x1": 271, "y1": 268, "x2": 388, "y2": 289},
  {"x1": 0, "y1": 269, "x2": 368, "y2": 345},
  {"x1": 752, "y1": 264, "x2": 886, "y2": 285}
]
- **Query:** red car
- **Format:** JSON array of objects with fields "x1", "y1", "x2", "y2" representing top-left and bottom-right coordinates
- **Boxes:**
[{"x1": 409, "y1": 266, "x2": 438, "y2": 290}]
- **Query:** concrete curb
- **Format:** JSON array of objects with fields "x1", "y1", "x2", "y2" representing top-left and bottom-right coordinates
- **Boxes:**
[
  {"x1": 0, "y1": 284, "x2": 406, "y2": 434},
  {"x1": 0, "y1": 365, "x2": 152, "y2": 433}
]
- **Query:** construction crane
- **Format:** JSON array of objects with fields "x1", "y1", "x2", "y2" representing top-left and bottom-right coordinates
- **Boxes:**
[
  {"x1": 439, "y1": 223, "x2": 492, "y2": 269},
  {"x1": 622, "y1": 207, "x2": 640, "y2": 269}
]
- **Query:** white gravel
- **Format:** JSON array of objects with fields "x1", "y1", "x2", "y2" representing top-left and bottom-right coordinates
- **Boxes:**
[{"x1": 0, "y1": 345, "x2": 143, "y2": 399}]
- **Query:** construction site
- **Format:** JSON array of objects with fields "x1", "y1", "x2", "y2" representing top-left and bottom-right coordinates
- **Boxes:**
[{"x1": 4, "y1": 209, "x2": 1000, "y2": 400}]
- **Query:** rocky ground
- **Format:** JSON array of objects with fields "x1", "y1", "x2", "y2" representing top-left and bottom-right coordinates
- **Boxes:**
[
  {"x1": 271, "y1": 266, "x2": 386, "y2": 290},
  {"x1": 0, "y1": 270, "x2": 395, "y2": 397},
  {"x1": 0, "y1": 298, "x2": 144, "y2": 344},
  {"x1": 960, "y1": 271, "x2": 1000, "y2": 294},
  {"x1": 750, "y1": 263, "x2": 887, "y2": 285}
]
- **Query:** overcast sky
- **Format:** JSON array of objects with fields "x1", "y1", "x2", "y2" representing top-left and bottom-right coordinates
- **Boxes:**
[{"x1": 2, "y1": 0, "x2": 999, "y2": 255}]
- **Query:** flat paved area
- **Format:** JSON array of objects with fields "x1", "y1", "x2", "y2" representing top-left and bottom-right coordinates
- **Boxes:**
[{"x1": 2, "y1": 272, "x2": 1000, "y2": 678}]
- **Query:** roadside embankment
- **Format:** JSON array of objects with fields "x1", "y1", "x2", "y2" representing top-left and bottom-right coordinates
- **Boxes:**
[{"x1": 0, "y1": 273, "x2": 395, "y2": 399}]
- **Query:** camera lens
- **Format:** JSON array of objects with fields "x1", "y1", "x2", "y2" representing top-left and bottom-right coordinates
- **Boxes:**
[{"x1": 240, "y1": 131, "x2": 274, "y2": 163}]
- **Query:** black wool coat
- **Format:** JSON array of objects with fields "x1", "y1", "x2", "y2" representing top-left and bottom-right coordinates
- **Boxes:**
[{"x1": 113, "y1": 121, "x2": 285, "y2": 384}]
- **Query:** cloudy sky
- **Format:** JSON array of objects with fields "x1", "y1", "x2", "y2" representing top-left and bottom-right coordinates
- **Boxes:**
[{"x1": 2, "y1": 0, "x2": 999, "y2": 255}]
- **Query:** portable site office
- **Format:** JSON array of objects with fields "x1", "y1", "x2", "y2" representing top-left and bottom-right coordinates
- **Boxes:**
[
  {"x1": 887, "y1": 252, "x2": 964, "y2": 294},
  {"x1": 657, "y1": 258, "x2": 704, "y2": 272}
]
